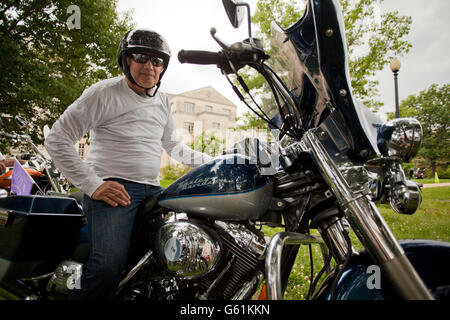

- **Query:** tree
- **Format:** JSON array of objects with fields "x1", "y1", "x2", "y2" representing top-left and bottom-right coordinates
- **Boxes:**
[
  {"x1": 395, "y1": 84, "x2": 450, "y2": 176},
  {"x1": 237, "y1": 0, "x2": 412, "y2": 116},
  {"x1": 190, "y1": 131, "x2": 225, "y2": 157},
  {"x1": 236, "y1": 111, "x2": 268, "y2": 130},
  {"x1": 0, "y1": 0, "x2": 133, "y2": 153}
]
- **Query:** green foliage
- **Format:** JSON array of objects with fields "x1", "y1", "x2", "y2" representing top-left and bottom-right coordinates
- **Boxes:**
[
  {"x1": 392, "y1": 83, "x2": 450, "y2": 175},
  {"x1": 239, "y1": 0, "x2": 412, "y2": 117},
  {"x1": 160, "y1": 179, "x2": 175, "y2": 189},
  {"x1": 161, "y1": 164, "x2": 190, "y2": 181},
  {"x1": 343, "y1": 0, "x2": 412, "y2": 110},
  {"x1": 0, "y1": 0, "x2": 133, "y2": 152},
  {"x1": 190, "y1": 131, "x2": 225, "y2": 157},
  {"x1": 436, "y1": 167, "x2": 450, "y2": 179},
  {"x1": 236, "y1": 111, "x2": 269, "y2": 130}
]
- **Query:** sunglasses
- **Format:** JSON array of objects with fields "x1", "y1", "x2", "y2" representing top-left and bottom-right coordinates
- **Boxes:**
[{"x1": 130, "y1": 53, "x2": 164, "y2": 67}]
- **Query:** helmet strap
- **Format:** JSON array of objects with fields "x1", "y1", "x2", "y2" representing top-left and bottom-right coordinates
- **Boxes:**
[{"x1": 146, "y1": 82, "x2": 160, "y2": 97}]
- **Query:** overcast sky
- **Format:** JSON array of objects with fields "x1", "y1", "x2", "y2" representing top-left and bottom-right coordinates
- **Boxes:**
[{"x1": 116, "y1": 0, "x2": 450, "y2": 119}]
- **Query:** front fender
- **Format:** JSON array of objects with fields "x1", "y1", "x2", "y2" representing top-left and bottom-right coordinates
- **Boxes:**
[{"x1": 315, "y1": 239, "x2": 450, "y2": 300}]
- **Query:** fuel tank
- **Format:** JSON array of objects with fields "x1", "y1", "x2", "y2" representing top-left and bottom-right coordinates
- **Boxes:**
[{"x1": 158, "y1": 154, "x2": 273, "y2": 220}]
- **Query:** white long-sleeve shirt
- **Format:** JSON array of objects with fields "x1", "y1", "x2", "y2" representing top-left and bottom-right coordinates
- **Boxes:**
[{"x1": 44, "y1": 76, "x2": 212, "y2": 197}]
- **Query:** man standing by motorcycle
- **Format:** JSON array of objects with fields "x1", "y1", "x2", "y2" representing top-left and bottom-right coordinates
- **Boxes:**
[{"x1": 44, "y1": 28, "x2": 212, "y2": 300}]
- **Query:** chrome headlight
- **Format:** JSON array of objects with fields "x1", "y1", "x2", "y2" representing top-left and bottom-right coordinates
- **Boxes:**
[
  {"x1": 390, "y1": 179, "x2": 422, "y2": 215},
  {"x1": 378, "y1": 118, "x2": 423, "y2": 162}
]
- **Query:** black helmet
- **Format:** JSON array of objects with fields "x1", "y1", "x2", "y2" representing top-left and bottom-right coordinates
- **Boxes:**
[{"x1": 118, "y1": 28, "x2": 171, "y2": 95}]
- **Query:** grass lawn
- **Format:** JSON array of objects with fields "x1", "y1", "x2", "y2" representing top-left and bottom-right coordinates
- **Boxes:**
[{"x1": 414, "y1": 178, "x2": 450, "y2": 184}]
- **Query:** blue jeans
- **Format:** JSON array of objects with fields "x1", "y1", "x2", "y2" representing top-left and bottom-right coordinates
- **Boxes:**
[{"x1": 70, "y1": 178, "x2": 163, "y2": 300}]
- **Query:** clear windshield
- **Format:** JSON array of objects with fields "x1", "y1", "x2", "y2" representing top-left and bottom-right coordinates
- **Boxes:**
[{"x1": 263, "y1": 0, "x2": 383, "y2": 156}]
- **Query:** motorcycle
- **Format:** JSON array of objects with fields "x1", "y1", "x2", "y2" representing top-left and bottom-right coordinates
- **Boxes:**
[
  {"x1": 0, "y1": 0, "x2": 449, "y2": 301},
  {"x1": 0, "y1": 117, "x2": 70, "y2": 196}
]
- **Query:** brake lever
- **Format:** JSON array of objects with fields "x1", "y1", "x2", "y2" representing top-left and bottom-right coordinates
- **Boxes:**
[{"x1": 210, "y1": 27, "x2": 231, "y2": 51}]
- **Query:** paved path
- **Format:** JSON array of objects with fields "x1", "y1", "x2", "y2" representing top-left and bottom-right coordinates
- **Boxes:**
[{"x1": 422, "y1": 182, "x2": 450, "y2": 188}]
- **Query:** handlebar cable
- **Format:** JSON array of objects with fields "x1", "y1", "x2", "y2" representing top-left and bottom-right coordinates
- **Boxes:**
[
  {"x1": 222, "y1": 65, "x2": 297, "y2": 140},
  {"x1": 306, "y1": 218, "x2": 338, "y2": 300},
  {"x1": 259, "y1": 66, "x2": 300, "y2": 139},
  {"x1": 307, "y1": 247, "x2": 332, "y2": 300},
  {"x1": 259, "y1": 64, "x2": 304, "y2": 139},
  {"x1": 227, "y1": 59, "x2": 276, "y2": 125}
]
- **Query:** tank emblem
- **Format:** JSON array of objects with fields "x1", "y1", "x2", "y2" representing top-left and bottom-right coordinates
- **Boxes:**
[{"x1": 177, "y1": 177, "x2": 234, "y2": 191}]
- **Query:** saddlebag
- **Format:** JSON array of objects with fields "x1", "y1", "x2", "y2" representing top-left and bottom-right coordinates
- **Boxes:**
[{"x1": 0, "y1": 195, "x2": 84, "y2": 281}]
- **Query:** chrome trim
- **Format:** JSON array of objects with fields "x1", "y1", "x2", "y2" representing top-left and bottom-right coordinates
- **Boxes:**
[
  {"x1": 214, "y1": 221, "x2": 267, "y2": 258},
  {"x1": 158, "y1": 221, "x2": 222, "y2": 279},
  {"x1": 197, "y1": 255, "x2": 235, "y2": 300},
  {"x1": 21, "y1": 272, "x2": 54, "y2": 282},
  {"x1": 47, "y1": 260, "x2": 83, "y2": 293},
  {"x1": 231, "y1": 271, "x2": 264, "y2": 300},
  {"x1": 301, "y1": 131, "x2": 433, "y2": 299},
  {"x1": 116, "y1": 250, "x2": 154, "y2": 295},
  {"x1": 265, "y1": 232, "x2": 329, "y2": 300},
  {"x1": 389, "y1": 178, "x2": 422, "y2": 215},
  {"x1": 0, "y1": 189, "x2": 8, "y2": 198},
  {"x1": 317, "y1": 216, "x2": 354, "y2": 263},
  {"x1": 379, "y1": 118, "x2": 423, "y2": 162}
]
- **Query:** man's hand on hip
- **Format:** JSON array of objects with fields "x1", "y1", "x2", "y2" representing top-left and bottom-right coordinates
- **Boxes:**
[{"x1": 92, "y1": 181, "x2": 131, "y2": 207}]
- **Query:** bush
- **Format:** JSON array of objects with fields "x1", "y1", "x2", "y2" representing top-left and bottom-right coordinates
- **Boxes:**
[
  {"x1": 402, "y1": 162, "x2": 415, "y2": 177},
  {"x1": 161, "y1": 164, "x2": 190, "y2": 180},
  {"x1": 436, "y1": 166, "x2": 450, "y2": 179}
]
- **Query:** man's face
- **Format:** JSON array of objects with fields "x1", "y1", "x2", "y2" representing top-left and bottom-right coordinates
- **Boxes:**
[{"x1": 127, "y1": 54, "x2": 163, "y2": 89}]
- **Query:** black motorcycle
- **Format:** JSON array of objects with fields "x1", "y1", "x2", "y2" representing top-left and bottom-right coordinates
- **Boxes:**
[{"x1": 0, "y1": 0, "x2": 449, "y2": 300}]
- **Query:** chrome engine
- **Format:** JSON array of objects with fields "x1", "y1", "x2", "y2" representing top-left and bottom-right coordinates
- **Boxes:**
[
  {"x1": 157, "y1": 221, "x2": 222, "y2": 279},
  {"x1": 156, "y1": 218, "x2": 267, "y2": 299}
]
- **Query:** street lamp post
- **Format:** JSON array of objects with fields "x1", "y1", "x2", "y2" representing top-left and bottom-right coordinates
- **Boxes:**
[{"x1": 390, "y1": 58, "x2": 401, "y2": 118}]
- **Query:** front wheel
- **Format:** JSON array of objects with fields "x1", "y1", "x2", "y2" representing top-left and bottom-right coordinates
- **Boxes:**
[{"x1": 314, "y1": 239, "x2": 450, "y2": 300}]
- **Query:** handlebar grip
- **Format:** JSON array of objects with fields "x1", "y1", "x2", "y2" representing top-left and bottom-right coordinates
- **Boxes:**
[{"x1": 178, "y1": 50, "x2": 226, "y2": 65}]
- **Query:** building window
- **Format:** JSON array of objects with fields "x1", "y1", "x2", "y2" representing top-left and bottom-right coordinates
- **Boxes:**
[
  {"x1": 212, "y1": 122, "x2": 220, "y2": 130},
  {"x1": 184, "y1": 102, "x2": 195, "y2": 113},
  {"x1": 78, "y1": 143, "x2": 85, "y2": 159},
  {"x1": 205, "y1": 105, "x2": 213, "y2": 112},
  {"x1": 223, "y1": 108, "x2": 231, "y2": 116},
  {"x1": 184, "y1": 122, "x2": 194, "y2": 134}
]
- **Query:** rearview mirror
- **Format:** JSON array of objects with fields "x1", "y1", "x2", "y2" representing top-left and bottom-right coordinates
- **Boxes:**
[{"x1": 222, "y1": 0, "x2": 246, "y2": 28}]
